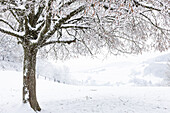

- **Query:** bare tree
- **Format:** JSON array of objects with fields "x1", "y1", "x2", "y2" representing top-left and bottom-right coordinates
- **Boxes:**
[{"x1": 0, "y1": 0, "x2": 169, "y2": 111}]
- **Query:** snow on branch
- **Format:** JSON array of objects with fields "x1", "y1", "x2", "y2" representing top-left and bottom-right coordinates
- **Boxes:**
[
  {"x1": 61, "y1": 24, "x2": 90, "y2": 29},
  {"x1": 58, "y1": 5, "x2": 86, "y2": 24},
  {"x1": 0, "y1": 27, "x2": 24, "y2": 39},
  {"x1": 40, "y1": 38, "x2": 76, "y2": 47},
  {"x1": 58, "y1": 0, "x2": 77, "y2": 10},
  {"x1": 38, "y1": 5, "x2": 86, "y2": 45}
]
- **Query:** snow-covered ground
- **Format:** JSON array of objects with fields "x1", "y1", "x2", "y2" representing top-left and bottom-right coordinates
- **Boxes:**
[
  {"x1": 0, "y1": 71, "x2": 170, "y2": 113},
  {"x1": 0, "y1": 52, "x2": 170, "y2": 113}
]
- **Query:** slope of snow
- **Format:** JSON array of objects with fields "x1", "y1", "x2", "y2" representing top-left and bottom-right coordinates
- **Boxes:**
[
  {"x1": 58, "y1": 52, "x2": 170, "y2": 86},
  {"x1": 1, "y1": 51, "x2": 170, "y2": 86},
  {"x1": 0, "y1": 71, "x2": 170, "y2": 113}
]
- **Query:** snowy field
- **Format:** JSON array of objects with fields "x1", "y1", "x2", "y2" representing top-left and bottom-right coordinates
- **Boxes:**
[
  {"x1": 0, "y1": 52, "x2": 170, "y2": 113},
  {"x1": 0, "y1": 71, "x2": 170, "y2": 113}
]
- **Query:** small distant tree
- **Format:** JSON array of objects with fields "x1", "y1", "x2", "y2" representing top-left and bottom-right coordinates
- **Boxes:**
[{"x1": 0, "y1": 0, "x2": 169, "y2": 111}]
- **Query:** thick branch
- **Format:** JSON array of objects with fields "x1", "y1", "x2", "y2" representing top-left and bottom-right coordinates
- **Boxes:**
[
  {"x1": 38, "y1": 5, "x2": 86, "y2": 46},
  {"x1": 61, "y1": 24, "x2": 90, "y2": 29},
  {"x1": 66, "y1": 17, "x2": 83, "y2": 23},
  {"x1": 58, "y1": 0, "x2": 77, "y2": 10},
  {"x1": 58, "y1": 5, "x2": 86, "y2": 24},
  {"x1": 40, "y1": 38, "x2": 76, "y2": 47},
  {"x1": 45, "y1": 5, "x2": 86, "y2": 39},
  {"x1": 0, "y1": 27, "x2": 24, "y2": 39},
  {"x1": 34, "y1": 5, "x2": 45, "y2": 23},
  {"x1": 37, "y1": 0, "x2": 54, "y2": 42}
]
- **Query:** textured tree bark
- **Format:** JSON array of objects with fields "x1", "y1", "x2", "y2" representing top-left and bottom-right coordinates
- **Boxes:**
[{"x1": 23, "y1": 44, "x2": 41, "y2": 111}]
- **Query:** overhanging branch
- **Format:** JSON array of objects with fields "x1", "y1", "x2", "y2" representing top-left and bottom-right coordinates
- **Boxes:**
[
  {"x1": 58, "y1": 5, "x2": 86, "y2": 24},
  {"x1": 38, "y1": 5, "x2": 86, "y2": 45},
  {"x1": 61, "y1": 25, "x2": 90, "y2": 29},
  {"x1": 58, "y1": 0, "x2": 77, "y2": 10},
  {"x1": 0, "y1": 27, "x2": 24, "y2": 39},
  {"x1": 40, "y1": 38, "x2": 76, "y2": 47}
]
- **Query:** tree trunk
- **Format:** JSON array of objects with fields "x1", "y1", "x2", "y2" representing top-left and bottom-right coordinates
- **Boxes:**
[{"x1": 23, "y1": 45, "x2": 41, "y2": 111}]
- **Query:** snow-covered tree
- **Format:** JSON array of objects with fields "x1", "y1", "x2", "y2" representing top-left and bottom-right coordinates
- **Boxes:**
[{"x1": 0, "y1": 0, "x2": 169, "y2": 111}]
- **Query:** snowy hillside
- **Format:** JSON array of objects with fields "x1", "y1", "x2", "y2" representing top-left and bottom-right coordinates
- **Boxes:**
[
  {"x1": 1, "y1": 71, "x2": 170, "y2": 113},
  {"x1": 63, "y1": 52, "x2": 170, "y2": 86},
  {"x1": 0, "y1": 52, "x2": 170, "y2": 86},
  {"x1": 1, "y1": 52, "x2": 170, "y2": 113}
]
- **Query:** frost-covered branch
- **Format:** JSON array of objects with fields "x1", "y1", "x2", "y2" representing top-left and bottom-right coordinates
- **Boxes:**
[
  {"x1": 0, "y1": 27, "x2": 24, "y2": 39},
  {"x1": 34, "y1": 3, "x2": 45, "y2": 24},
  {"x1": 61, "y1": 24, "x2": 90, "y2": 29},
  {"x1": 41, "y1": 38, "x2": 76, "y2": 47},
  {"x1": 38, "y1": 5, "x2": 86, "y2": 45},
  {"x1": 58, "y1": 0, "x2": 77, "y2": 10}
]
